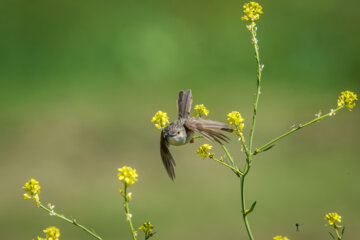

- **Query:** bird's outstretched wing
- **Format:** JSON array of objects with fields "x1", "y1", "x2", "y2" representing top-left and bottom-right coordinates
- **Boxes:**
[
  {"x1": 185, "y1": 117, "x2": 232, "y2": 143},
  {"x1": 177, "y1": 90, "x2": 193, "y2": 119},
  {"x1": 160, "y1": 130, "x2": 176, "y2": 180}
]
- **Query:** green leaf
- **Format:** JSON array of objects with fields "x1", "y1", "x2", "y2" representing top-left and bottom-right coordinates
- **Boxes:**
[
  {"x1": 262, "y1": 145, "x2": 275, "y2": 152},
  {"x1": 341, "y1": 226, "x2": 345, "y2": 236},
  {"x1": 245, "y1": 201, "x2": 257, "y2": 216},
  {"x1": 254, "y1": 145, "x2": 274, "y2": 155}
]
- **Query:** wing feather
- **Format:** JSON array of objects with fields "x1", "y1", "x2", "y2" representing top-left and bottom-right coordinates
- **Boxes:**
[
  {"x1": 160, "y1": 130, "x2": 176, "y2": 180},
  {"x1": 185, "y1": 117, "x2": 232, "y2": 144}
]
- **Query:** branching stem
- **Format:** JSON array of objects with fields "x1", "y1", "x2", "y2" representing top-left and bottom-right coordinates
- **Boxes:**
[
  {"x1": 39, "y1": 204, "x2": 102, "y2": 240},
  {"x1": 254, "y1": 106, "x2": 344, "y2": 155},
  {"x1": 248, "y1": 26, "x2": 262, "y2": 154},
  {"x1": 221, "y1": 144, "x2": 237, "y2": 167},
  {"x1": 211, "y1": 157, "x2": 243, "y2": 176},
  {"x1": 239, "y1": 23, "x2": 262, "y2": 240}
]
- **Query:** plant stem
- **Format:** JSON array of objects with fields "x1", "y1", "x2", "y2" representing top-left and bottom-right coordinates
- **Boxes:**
[
  {"x1": 124, "y1": 186, "x2": 137, "y2": 240},
  {"x1": 236, "y1": 126, "x2": 250, "y2": 157},
  {"x1": 248, "y1": 26, "x2": 262, "y2": 154},
  {"x1": 211, "y1": 157, "x2": 243, "y2": 176},
  {"x1": 239, "y1": 22, "x2": 262, "y2": 240},
  {"x1": 335, "y1": 228, "x2": 342, "y2": 240},
  {"x1": 39, "y1": 204, "x2": 102, "y2": 240},
  {"x1": 240, "y1": 171, "x2": 254, "y2": 240},
  {"x1": 221, "y1": 144, "x2": 237, "y2": 169},
  {"x1": 254, "y1": 106, "x2": 344, "y2": 154}
]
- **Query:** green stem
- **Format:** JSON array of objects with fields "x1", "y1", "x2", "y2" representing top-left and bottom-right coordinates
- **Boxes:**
[
  {"x1": 240, "y1": 172, "x2": 254, "y2": 240},
  {"x1": 248, "y1": 26, "x2": 262, "y2": 154},
  {"x1": 236, "y1": 126, "x2": 250, "y2": 157},
  {"x1": 237, "y1": 23, "x2": 261, "y2": 240},
  {"x1": 39, "y1": 204, "x2": 102, "y2": 240},
  {"x1": 211, "y1": 157, "x2": 243, "y2": 176},
  {"x1": 221, "y1": 144, "x2": 237, "y2": 169},
  {"x1": 254, "y1": 106, "x2": 344, "y2": 154},
  {"x1": 124, "y1": 186, "x2": 137, "y2": 240},
  {"x1": 335, "y1": 228, "x2": 342, "y2": 240}
]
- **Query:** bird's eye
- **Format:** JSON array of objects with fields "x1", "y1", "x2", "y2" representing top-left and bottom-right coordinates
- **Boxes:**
[{"x1": 177, "y1": 131, "x2": 180, "y2": 135}]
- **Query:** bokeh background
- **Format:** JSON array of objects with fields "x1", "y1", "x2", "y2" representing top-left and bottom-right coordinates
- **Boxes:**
[{"x1": 1, "y1": 0, "x2": 359, "y2": 239}]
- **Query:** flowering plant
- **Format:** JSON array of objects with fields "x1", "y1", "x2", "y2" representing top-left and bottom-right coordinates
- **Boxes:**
[
  {"x1": 23, "y1": 2, "x2": 356, "y2": 240},
  {"x1": 151, "y1": 2, "x2": 356, "y2": 239}
]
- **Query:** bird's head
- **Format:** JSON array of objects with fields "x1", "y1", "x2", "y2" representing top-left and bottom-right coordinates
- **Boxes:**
[{"x1": 163, "y1": 125, "x2": 187, "y2": 146}]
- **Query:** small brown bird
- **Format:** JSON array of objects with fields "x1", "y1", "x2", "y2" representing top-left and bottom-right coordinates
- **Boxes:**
[{"x1": 160, "y1": 90, "x2": 232, "y2": 179}]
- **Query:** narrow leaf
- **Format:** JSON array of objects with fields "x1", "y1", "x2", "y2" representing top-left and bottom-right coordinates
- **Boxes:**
[
  {"x1": 246, "y1": 201, "x2": 257, "y2": 215},
  {"x1": 254, "y1": 145, "x2": 275, "y2": 155},
  {"x1": 262, "y1": 145, "x2": 275, "y2": 152}
]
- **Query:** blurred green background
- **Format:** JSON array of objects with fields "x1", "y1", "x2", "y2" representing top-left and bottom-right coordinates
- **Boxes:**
[{"x1": 1, "y1": 0, "x2": 359, "y2": 239}]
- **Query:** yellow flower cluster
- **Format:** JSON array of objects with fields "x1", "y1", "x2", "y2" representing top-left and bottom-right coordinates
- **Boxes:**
[
  {"x1": 241, "y1": 2, "x2": 263, "y2": 22},
  {"x1": 227, "y1": 111, "x2": 245, "y2": 134},
  {"x1": 22, "y1": 178, "x2": 41, "y2": 206},
  {"x1": 194, "y1": 104, "x2": 210, "y2": 117},
  {"x1": 118, "y1": 166, "x2": 138, "y2": 186},
  {"x1": 139, "y1": 221, "x2": 154, "y2": 232},
  {"x1": 36, "y1": 226, "x2": 60, "y2": 240},
  {"x1": 337, "y1": 90, "x2": 357, "y2": 110},
  {"x1": 151, "y1": 110, "x2": 170, "y2": 130},
  {"x1": 273, "y1": 235, "x2": 289, "y2": 240},
  {"x1": 325, "y1": 212, "x2": 342, "y2": 228},
  {"x1": 196, "y1": 144, "x2": 214, "y2": 160}
]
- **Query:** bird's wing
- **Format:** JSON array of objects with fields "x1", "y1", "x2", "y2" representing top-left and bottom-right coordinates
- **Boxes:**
[
  {"x1": 160, "y1": 130, "x2": 176, "y2": 180},
  {"x1": 177, "y1": 90, "x2": 193, "y2": 119},
  {"x1": 185, "y1": 117, "x2": 232, "y2": 143}
]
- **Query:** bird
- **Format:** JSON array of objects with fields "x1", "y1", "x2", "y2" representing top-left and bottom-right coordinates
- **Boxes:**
[{"x1": 160, "y1": 89, "x2": 233, "y2": 180}]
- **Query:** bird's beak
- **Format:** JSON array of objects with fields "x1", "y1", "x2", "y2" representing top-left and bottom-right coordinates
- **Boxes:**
[{"x1": 167, "y1": 134, "x2": 176, "y2": 138}]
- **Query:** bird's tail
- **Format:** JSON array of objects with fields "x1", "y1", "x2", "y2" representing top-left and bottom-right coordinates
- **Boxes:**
[{"x1": 177, "y1": 90, "x2": 193, "y2": 119}]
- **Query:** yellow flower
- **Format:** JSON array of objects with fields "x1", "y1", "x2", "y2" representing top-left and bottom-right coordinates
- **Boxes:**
[
  {"x1": 337, "y1": 90, "x2": 357, "y2": 110},
  {"x1": 23, "y1": 178, "x2": 40, "y2": 195},
  {"x1": 126, "y1": 192, "x2": 132, "y2": 201},
  {"x1": 227, "y1": 111, "x2": 245, "y2": 131},
  {"x1": 118, "y1": 187, "x2": 124, "y2": 196},
  {"x1": 194, "y1": 104, "x2": 210, "y2": 117},
  {"x1": 33, "y1": 194, "x2": 40, "y2": 206},
  {"x1": 22, "y1": 178, "x2": 41, "y2": 205},
  {"x1": 35, "y1": 226, "x2": 60, "y2": 240},
  {"x1": 241, "y1": 2, "x2": 263, "y2": 22},
  {"x1": 325, "y1": 212, "x2": 342, "y2": 227},
  {"x1": 151, "y1": 110, "x2": 170, "y2": 130},
  {"x1": 44, "y1": 226, "x2": 60, "y2": 240},
  {"x1": 139, "y1": 221, "x2": 154, "y2": 232},
  {"x1": 23, "y1": 193, "x2": 31, "y2": 199},
  {"x1": 246, "y1": 22, "x2": 257, "y2": 31},
  {"x1": 196, "y1": 144, "x2": 214, "y2": 160},
  {"x1": 273, "y1": 235, "x2": 289, "y2": 240},
  {"x1": 118, "y1": 166, "x2": 138, "y2": 186}
]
